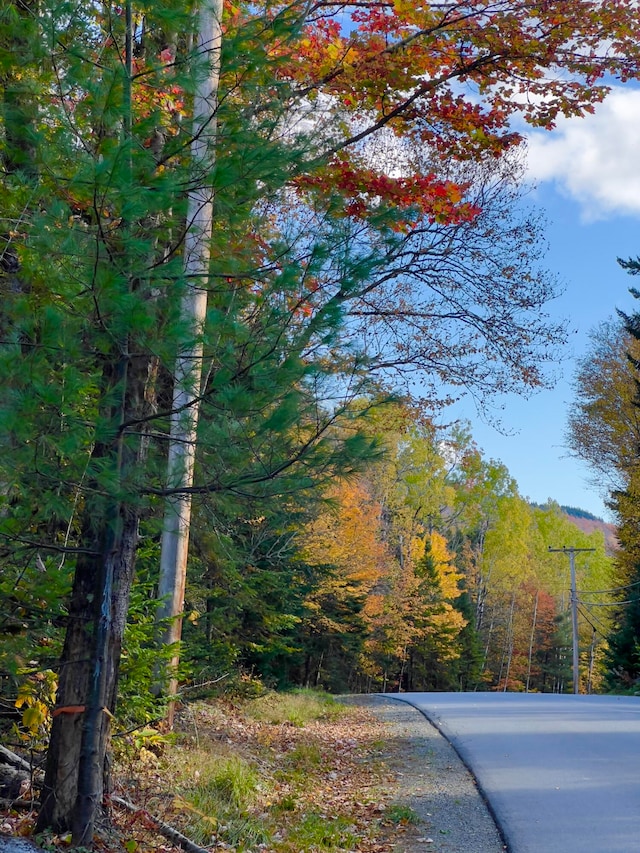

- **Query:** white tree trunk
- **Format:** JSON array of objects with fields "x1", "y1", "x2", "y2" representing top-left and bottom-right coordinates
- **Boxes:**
[{"x1": 156, "y1": 0, "x2": 223, "y2": 723}]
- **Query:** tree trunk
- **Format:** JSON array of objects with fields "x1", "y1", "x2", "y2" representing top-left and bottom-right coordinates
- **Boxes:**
[
  {"x1": 37, "y1": 351, "x2": 155, "y2": 841},
  {"x1": 502, "y1": 592, "x2": 516, "y2": 692},
  {"x1": 525, "y1": 589, "x2": 539, "y2": 693},
  {"x1": 155, "y1": 0, "x2": 223, "y2": 723}
]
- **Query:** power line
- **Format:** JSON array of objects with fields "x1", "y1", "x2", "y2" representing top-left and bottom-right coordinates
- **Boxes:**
[
  {"x1": 578, "y1": 578, "x2": 640, "y2": 596},
  {"x1": 577, "y1": 602, "x2": 611, "y2": 638},
  {"x1": 577, "y1": 605, "x2": 606, "y2": 641},
  {"x1": 548, "y1": 546, "x2": 596, "y2": 695}
]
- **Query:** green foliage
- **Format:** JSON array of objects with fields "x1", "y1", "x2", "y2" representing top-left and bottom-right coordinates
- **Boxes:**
[
  {"x1": 117, "y1": 581, "x2": 175, "y2": 727},
  {"x1": 245, "y1": 688, "x2": 346, "y2": 727},
  {"x1": 384, "y1": 804, "x2": 420, "y2": 825},
  {"x1": 0, "y1": 554, "x2": 70, "y2": 678},
  {"x1": 287, "y1": 813, "x2": 357, "y2": 851},
  {"x1": 560, "y1": 506, "x2": 603, "y2": 521}
]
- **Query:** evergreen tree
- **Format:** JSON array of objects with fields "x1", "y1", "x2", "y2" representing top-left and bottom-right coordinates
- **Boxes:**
[
  {"x1": 0, "y1": 0, "x2": 379, "y2": 838},
  {"x1": 604, "y1": 261, "x2": 640, "y2": 689}
]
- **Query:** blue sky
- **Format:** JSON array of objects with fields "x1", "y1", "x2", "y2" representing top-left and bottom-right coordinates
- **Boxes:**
[{"x1": 445, "y1": 86, "x2": 640, "y2": 520}]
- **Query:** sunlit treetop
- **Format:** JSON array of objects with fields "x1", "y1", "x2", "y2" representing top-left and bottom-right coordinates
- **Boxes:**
[{"x1": 251, "y1": 0, "x2": 640, "y2": 221}]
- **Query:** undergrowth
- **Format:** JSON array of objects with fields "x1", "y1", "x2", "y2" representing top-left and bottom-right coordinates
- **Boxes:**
[
  {"x1": 113, "y1": 689, "x2": 406, "y2": 852},
  {"x1": 0, "y1": 690, "x2": 417, "y2": 852}
]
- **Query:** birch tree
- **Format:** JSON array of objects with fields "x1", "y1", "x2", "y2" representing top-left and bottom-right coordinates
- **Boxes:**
[{"x1": 155, "y1": 0, "x2": 223, "y2": 724}]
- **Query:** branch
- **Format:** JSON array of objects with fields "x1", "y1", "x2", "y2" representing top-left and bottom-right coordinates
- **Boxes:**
[
  {"x1": 0, "y1": 745, "x2": 38, "y2": 777},
  {"x1": 111, "y1": 796, "x2": 210, "y2": 853}
]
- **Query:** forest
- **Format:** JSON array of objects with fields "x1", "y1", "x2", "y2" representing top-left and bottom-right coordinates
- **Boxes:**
[{"x1": 3, "y1": 0, "x2": 640, "y2": 846}]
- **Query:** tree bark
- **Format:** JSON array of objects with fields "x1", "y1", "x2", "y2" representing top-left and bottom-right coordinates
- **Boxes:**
[
  {"x1": 155, "y1": 0, "x2": 223, "y2": 723},
  {"x1": 36, "y1": 352, "x2": 155, "y2": 841}
]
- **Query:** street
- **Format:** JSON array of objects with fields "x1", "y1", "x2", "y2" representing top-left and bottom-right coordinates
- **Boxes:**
[{"x1": 386, "y1": 693, "x2": 640, "y2": 853}]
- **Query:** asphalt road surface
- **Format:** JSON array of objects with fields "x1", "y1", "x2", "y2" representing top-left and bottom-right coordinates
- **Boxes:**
[{"x1": 386, "y1": 692, "x2": 640, "y2": 853}]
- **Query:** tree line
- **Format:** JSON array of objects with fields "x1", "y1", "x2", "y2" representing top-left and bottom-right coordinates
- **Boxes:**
[
  {"x1": 2, "y1": 0, "x2": 640, "y2": 845},
  {"x1": 567, "y1": 278, "x2": 640, "y2": 693}
]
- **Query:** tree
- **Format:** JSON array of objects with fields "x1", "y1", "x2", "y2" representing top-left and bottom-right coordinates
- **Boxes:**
[
  {"x1": 448, "y1": 449, "x2": 518, "y2": 633},
  {"x1": 295, "y1": 478, "x2": 391, "y2": 690},
  {"x1": 4, "y1": 0, "x2": 640, "y2": 842},
  {"x1": 0, "y1": 0, "x2": 378, "y2": 839},
  {"x1": 404, "y1": 532, "x2": 467, "y2": 691},
  {"x1": 567, "y1": 318, "x2": 640, "y2": 492},
  {"x1": 155, "y1": 0, "x2": 223, "y2": 723},
  {"x1": 566, "y1": 295, "x2": 640, "y2": 688},
  {"x1": 579, "y1": 266, "x2": 640, "y2": 688},
  {"x1": 155, "y1": 0, "x2": 640, "y2": 714}
]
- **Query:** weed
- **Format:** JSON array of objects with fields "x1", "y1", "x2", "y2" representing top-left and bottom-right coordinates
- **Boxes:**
[
  {"x1": 218, "y1": 814, "x2": 270, "y2": 848},
  {"x1": 246, "y1": 688, "x2": 346, "y2": 727},
  {"x1": 287, "y1": 812, "x2": 357, "y2": 850},
  {"x1": 270, "y1": 792, "x2": 297, "y2": 813},
  {"x1": 384, "y1": 803, "x2": 420, "y2": 825},
  {"x1": 284, "y1": 741, "x2": 322, "y2": 770}
]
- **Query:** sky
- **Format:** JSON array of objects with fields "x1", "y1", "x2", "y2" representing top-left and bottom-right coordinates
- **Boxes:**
[{"x1": 444, "y1": 84, "x2": 640, "y2": 521}]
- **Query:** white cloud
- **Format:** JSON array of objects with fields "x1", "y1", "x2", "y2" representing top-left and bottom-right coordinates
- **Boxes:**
[{"x1": 525, "y1": 87, "x2": 640, "y2": 221}]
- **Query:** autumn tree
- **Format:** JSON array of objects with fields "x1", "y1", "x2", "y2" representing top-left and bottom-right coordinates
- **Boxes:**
[
  {"x1": 448, "y1": 448, "x2": 518, "y2": 634},
  {"x1": 566, "y1": 306, "x2": 640, "y2": 687},
  {"x1": 156, "y1": 0, "x2": 640, "y2": 705},
  {"x1": 403, "y1": 532, "x2": 467, "y2": 691},
  {"x1": 4, "y1": 0, "x2": 640, "y2": 842},
  {"x1": 569, "y1": 267, "x2": 640, "y2": 689},
  {"x1": 292, "y1": 477, "x2": 392, "y2": 690},
  {"x1": 567, "y1": 318, "x2": 640, "y2": 493}
]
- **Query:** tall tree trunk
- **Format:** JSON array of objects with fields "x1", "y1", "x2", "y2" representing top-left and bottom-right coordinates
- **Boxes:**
[
  {"x1": 525, "y1": 589, "x2": 539, "y2": 693},
  {"x1": 155, "y1": 0, "x2": 223, "y2": 724},
  {"x1": 37, "y1": 352, "x2": 155, "y2": 840},
  {"x1": 502, "y1": 592, "x2": 517, "y2": 692}
]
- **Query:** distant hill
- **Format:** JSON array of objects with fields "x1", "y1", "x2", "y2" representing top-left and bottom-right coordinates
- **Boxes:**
[
  {"x1": 561, "y1": 506, "x2": 618, "y2": 554},
  {"x1": 560, "y1": 505, "x2": 602, "y2": 521}
]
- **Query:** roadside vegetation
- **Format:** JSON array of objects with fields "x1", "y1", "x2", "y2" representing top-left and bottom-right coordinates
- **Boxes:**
[
  {"x1": 1, "y1": 688, "x2": 421, "y2": 853},
  {"x1": 5, "y1": 0, "x2": 640, "y2": 844}
]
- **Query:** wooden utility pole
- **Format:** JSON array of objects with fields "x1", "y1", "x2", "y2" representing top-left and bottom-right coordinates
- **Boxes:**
[{"x1": 548, "y1": 546, "x2": 595, "y2": 695}]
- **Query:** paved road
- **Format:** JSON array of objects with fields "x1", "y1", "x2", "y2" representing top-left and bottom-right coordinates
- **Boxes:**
[{"x1": 386, "y1": 693, "x2": 640, "y2": 853}]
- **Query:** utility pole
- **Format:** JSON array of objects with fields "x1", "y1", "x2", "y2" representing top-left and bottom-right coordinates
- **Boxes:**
[{"x1": 548, "y1": 546, "x2": 595, "y2": 695}]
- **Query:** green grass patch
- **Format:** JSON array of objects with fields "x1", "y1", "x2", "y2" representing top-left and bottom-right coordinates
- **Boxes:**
[
  {"x1": 245, "y1": 688, "x2": 346, "y2": 727},
  {"x1": 384, "y1": 802, "x2": 420, "y2": 825},
  {"x1": 190, "y1": 755, "x2": 259, "y2": 809},
  {"x1": 172, "y1": 752, "x2": 264, "y2": 847},
  {"x1": 283, "y1": 741, "x2": 323, "y2": 770},
  {"x1": 286, "y1": 811, "x2": 357, "y2": 850}
]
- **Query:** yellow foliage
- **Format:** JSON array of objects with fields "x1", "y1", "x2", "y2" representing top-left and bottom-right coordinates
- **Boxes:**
[
  {"x1": 14, "y1": 669, "x2": 57, "y2": 742},
  {"x1": 301, "y1": 479, "x2": 391, "y2": 594},
  {"x1": 428, "y1": 531, "x2": 465, "y2": 601},
  {"x1": 20, "y1": 701, "x2": 49, "y2": 733}
]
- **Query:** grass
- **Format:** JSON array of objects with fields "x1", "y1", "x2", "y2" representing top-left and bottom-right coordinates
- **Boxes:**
[
  {"x1": 104, "y1": 689, "x2": 410, "y2": 852},
  {"x1": 384, "y1": 803, "x2": 420, "y2": 825},
  {"x1": 245, "y1": 688, "x2": 347, "y2": 727},
  {"x1": 190, "y1": 755, "x2": 259, "y2": 809},
  {"x1": 0, "y1": 690, "x2": 415, "y2": 852},
  {"x1": 285, "y1": 812, "x2": 357, "y2": 851}
]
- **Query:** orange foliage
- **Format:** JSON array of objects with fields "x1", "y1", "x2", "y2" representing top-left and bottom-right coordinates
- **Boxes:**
[
  {"x1": 267, "y1": 0, "x2": 640, "y2": 225},
  {"x1": 301, "y1": 479, "x2": 391, "y2": 595}
]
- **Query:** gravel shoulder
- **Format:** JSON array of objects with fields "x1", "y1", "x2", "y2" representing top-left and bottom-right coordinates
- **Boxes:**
[{"x1": 342, "y1": 695, "x2": 506, "y2": 853}]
